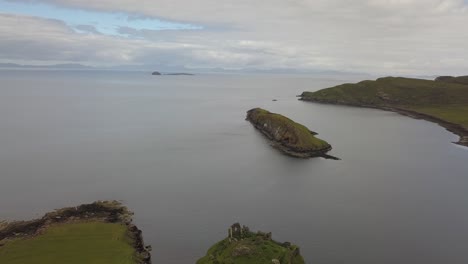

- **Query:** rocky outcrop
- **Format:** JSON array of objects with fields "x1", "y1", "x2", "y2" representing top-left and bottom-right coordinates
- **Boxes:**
[
  {"x1": 151, "y1": 71, "x2": 161, "y2": 75},
  {"x1": 197, "y1": 223, "x2": 305, "y2": 264},
  {"x1": 246, "y1": 108, "x2": 338, "y2": 159}
]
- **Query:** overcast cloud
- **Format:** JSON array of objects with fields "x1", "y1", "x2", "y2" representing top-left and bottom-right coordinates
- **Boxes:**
[{"x1": 1, "y1": 0, "x2": 468, "y2": 74}]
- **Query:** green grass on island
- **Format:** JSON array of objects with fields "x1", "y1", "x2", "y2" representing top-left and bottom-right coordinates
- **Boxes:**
[
  {"x1": 197, "y1": 224, "x2": 305, "y2": 264},
  {"x1": 300, "y1": 76, "x2": 468, "y2": 145},
  {"x1": 246, "y1": 108, "x2": 330, "y2": 152},
  {"x1": 0, "y1": 222, "x2": 137, "y2": 264}
]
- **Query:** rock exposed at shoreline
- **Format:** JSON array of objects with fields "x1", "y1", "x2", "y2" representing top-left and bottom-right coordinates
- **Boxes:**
[
  {"x1": 246, "y1": 108, "x2": 337, "y2": 159},
  {"x1": 197, "y1": 223, "x2": 305, "y2": 264},
  {"x1": 151, "y1": 71, "x2": 161, "y2": 75}
]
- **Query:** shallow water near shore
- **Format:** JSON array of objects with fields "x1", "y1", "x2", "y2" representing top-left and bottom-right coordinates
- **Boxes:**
[{"x1": 1, "y1": 70, "x2": 467, "y2": 264}]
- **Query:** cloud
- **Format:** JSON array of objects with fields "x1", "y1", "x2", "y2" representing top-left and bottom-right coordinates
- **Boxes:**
[
  {"x1": 74, "y1": 24, "x2": 100, "y2": 34},
  {"x1": 1, "y1": 0, "x2": 468, "y2": 74}
]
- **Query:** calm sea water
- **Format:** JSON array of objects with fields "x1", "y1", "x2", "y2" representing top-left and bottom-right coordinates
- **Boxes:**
[{"x1": 0, "y1": 70, "x2": 467, "y2": 264}]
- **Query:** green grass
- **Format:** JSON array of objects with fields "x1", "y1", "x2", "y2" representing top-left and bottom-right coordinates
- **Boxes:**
[
  {"x1": 248, "y1": 108, "x2": 330, "y2": 151},
  {"x1": 301, "y1": 76, "x2": 468, "y2": 129},
  {"x1": 0, "y1": 222, "x2": 137, "y2": 264},
  {"x1": 409, "y1": 105, "x2": 468, "y2": 129},
  {"x1": 197, "y1": 237, "x2": 304, "y2": 264}
]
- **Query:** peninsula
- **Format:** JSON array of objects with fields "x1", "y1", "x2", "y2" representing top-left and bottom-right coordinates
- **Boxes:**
[
  {"x1": 0, "y1": 201, "x2": 151, "y2": 264},
  {"x1": 197, "y1": 223, "x2": 305, "y2": 264},
  {"x1": 246, "y1": 108, "x2": 337, "y2": 159},
  {"x1": 300, "y1": 76, "x2": 468, "y2": 146}
]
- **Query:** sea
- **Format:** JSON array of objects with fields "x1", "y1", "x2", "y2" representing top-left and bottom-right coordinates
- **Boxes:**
[{"x1": 1, "y1": 70, "x2": 467, "y2": 263}]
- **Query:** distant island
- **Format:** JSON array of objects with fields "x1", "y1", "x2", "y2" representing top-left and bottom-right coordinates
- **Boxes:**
[
  {"x1": 246, "y1": 108, "x2": 338, "y2": 159},
  {"x1": 152, "y1": 71, "x2": 194, "y2": 76},
  {"x1": 0, "y1": 201, "x2": 151, "y2": 264},
  {"x1": 197, "y1": 223, "x2": 305, "y2": 264},
  {"x1": 300, "y1": 76, "x2": 468, "y2": 146}
]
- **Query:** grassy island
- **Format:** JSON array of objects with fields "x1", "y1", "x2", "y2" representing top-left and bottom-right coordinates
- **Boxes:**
[
  {"x1": 0, "y1": 201, "x2": 151, "y2": 264},
  {"x1": 300, "y1": 76, "x2": 468, "y2": 146},
  {"x1": 246, "y1": 108, "x2": 337, "y2": 159},
  {"x1": 197, "y1": 223, "x2": 305, "y2": 264}
]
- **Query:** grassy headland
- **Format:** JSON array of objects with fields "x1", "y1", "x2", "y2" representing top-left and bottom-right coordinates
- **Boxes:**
[
  {"x1": 197, "y1": 223, "x2": 305, "y2": 264},
  {"x1": 300, "y1": 76, "x2": 468, "y2": 146},
  {"x1": 0, "y1": 201, "x2": 151, "y2": 264},
  {"x1": 246, "y1": 108, "x2": 337, "y2": 159},
  {"x1": 435, "y1": 75, "x2": 468, "y2": 85}
]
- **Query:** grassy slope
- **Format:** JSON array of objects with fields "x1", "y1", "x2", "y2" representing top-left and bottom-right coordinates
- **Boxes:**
[
  {"x1": 0, "y1": 222, "x2": 137, "y2": 264},
  {"x1": 197, "y1": 237, "x2": 304, "y2": 264},
  {"x1": 301, "y1": 77, "x2": 468, "y2": 129},
  {"x1": 436, "y1": 75, "x2": 468, "y2": 85},
  {"x1": 248, "y1": 108, "x2": 330, "y2": 151}
]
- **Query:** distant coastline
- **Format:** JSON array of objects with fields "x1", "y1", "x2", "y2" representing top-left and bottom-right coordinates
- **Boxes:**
[
  {"x1": 152, "y1": 71, "x2": 194, "y2": 76},
  {"x1": 300, "y1": 76, "x2": 468, "y2": 147}
]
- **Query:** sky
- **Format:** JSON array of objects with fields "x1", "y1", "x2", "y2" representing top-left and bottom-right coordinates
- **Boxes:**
[{"x1": 0, "y1": 0, "x2": 468, "y2": 74}]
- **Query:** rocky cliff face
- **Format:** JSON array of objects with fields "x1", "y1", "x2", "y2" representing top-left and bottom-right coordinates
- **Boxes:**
[{"x1": 246, "y1": 108, "x2": 336, "y2": 159}]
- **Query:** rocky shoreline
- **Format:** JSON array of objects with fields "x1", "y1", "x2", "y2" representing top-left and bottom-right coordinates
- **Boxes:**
[
  {"x1": 0, "y1": 201, "x2": 151, "y2": 264},
  {"x1": 246, "y1": 108, "x2": 339, "y2": 159},
  {"x1": 299, "y1": 97, "x2": 468, "y2": 147}
]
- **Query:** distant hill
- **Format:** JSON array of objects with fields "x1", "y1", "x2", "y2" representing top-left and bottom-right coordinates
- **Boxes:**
[{"x1": 435, "y1": 75, "x2": 468, "y2": 85}]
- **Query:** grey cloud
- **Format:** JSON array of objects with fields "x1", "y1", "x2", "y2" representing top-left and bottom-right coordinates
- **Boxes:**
[
  {"x1": 75, "y1": 24, "x2": 100, "y2": 34},
  {"x1": 1, "y1": 1, "x2": 468, "y2": 74}
]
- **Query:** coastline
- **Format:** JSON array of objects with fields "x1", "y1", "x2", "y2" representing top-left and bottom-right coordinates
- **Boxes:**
[
  {"x1": 299, "y1": 97, "x2": 468, "y2": 147},
  {"x1": 0, "y1": 201, "x2": 151, "y2": 264}
]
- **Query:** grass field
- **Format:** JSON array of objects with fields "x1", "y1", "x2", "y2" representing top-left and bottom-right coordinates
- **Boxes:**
[
  {"x1": 409, "y1": 105, "x2": 468, "y2": 130},
  {"x1": 0, "y1": 222, "x2": 137, "y2": 264}
]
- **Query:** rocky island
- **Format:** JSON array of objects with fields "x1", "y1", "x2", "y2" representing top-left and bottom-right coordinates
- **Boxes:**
[
  {"x1": 151, "y1": 71, "x2": 194, "y2": 76},
  {"x1": 0, "y1": 201, "x2": 151, "y2": 264},
  {"x1": 246, "y1": 108, "x2": 337, "y2": 159},
  {"x1": 197, "y1": 223, "x2": 305, "y2": 264},
  {"x1": 300, "y1": 76, "x2": 468, "y2": 146}
]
